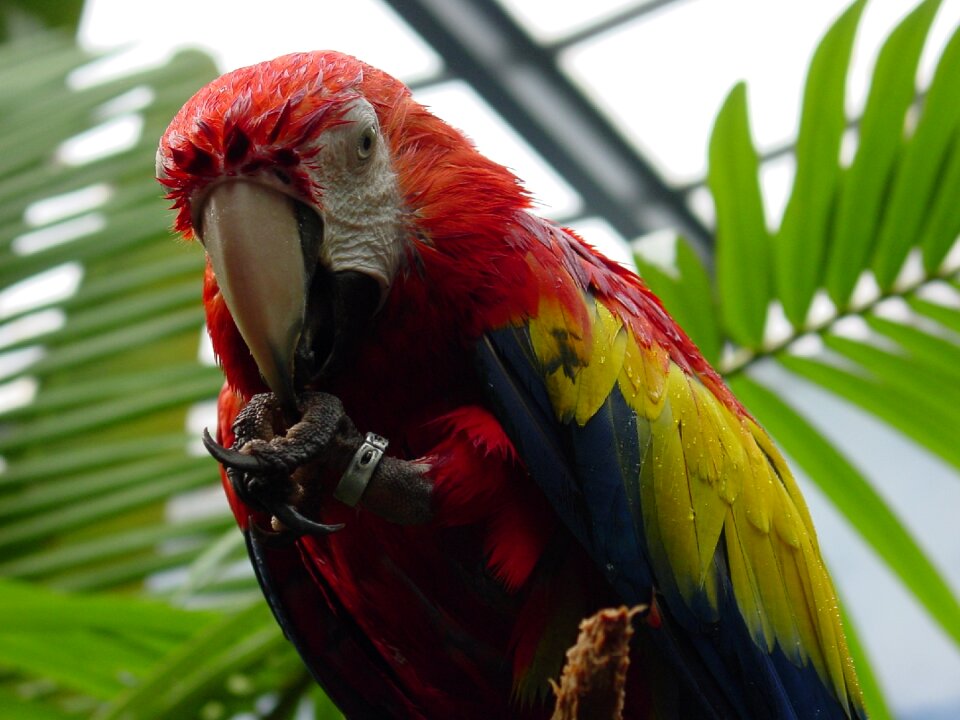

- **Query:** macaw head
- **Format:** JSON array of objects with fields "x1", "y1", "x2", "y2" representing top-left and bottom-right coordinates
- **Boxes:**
[
  {"x1": 158, "y1": 51, "x2": 528, "y2": 411},
  {"x1": 157, "y1": 53, "x2": 404, "y2": 411}
]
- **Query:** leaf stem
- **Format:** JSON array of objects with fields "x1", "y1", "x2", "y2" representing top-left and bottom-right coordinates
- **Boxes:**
[{"x1": 721, "y1": 262, "x2": 960, "y2": 377}]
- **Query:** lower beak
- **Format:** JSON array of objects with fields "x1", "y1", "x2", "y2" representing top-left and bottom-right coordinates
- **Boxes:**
[{"x1": 199, "y1": 181, "x2": 378, "y2": 413}]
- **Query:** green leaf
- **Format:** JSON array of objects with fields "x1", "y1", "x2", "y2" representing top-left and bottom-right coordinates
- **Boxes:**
[
  {"x1": 0, "y1": 579, "x2": 217, "y2": 699},
  {"x1": 778, "y1": 352, "x2": 960, "y2": 471},
  {"x1": 0, "y1": 689, "x2": 79, "y2": 720},
  {"x1": 172, "y1": 527, "x2": 247, "y2": 602},
  {"x1": 866, "y1": 314, "x2": 960, "y2": 381},
  {"x1": 775, "y1": 0, "x2": 865, "y2": 326},
  {"x1": 0, "y1": 1, "x2": 85, "y2": 40},
  {"x1": 872, "y1": 23, "x2": 960, "y2": 287},
  {"x1": 823, "y1": 332, "x2": 960, "y2": 425},
  {"x1": 0, "y1": 372, "x2": 218, "y2": 453},
  {"x1": 908, "y1": 295, "x2": 960, "y2": 334},
  {"x1": 0, "y1": 464, "x2": 211, "y2": 551},
  {"x1": 50, "y1": 545, "x2": 216, "y2": 594},
  {"x1": 2, "y1": 283, "x2": 200, "y2": 353},
  {"x1": 729, "y1": 373, "x2": 960, "y2": 650},
  {"x1": 0, "y1": 633, "x2": 127, "y2": 699},
  {"x1": 0, "y1": 515, "x2": 230, "y2": 581},
  {"x1": 0, "y1": 434, "x2": 191, "y2": 486},
  {"x1": 634, "y1": 235, "x2": 722, "y2": 364},
  {"x1": 920, "y1": 126, "x2": 960, "y2": 271},
  {"x1": 2, "y1": 364, "x2": 220, "y2": 421},
  {"x1": 0, "y1": 455, "x2": 204, "y2": 519},
  {"x1": 0, "y1": 40, "x2": 86, "y2": 99},
  {"x1": 708, "y1": 82, "x2": 771, "y2": 347},
  {"x1": 95, "y1": 602, "x2": 289, "y2": 720},
  {"x1": 826, "y1": 0, "x2": 941, "y2": 306}
]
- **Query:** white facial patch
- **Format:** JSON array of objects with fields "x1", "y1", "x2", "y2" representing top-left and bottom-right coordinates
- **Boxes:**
[{"x1": 313, "y1": 99, "x2": 404, "y2": 300}]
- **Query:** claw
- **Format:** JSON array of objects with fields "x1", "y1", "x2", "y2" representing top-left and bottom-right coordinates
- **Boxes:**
[
  {"x1": 202, "y1": 428, "x2": 267, "y2": 472},
  {"x1": 202, "y1": 428, "x2": 343, "y2": 537},
  {"x1": 272, "y1": 502, "x2": 344, "y2": 535}
]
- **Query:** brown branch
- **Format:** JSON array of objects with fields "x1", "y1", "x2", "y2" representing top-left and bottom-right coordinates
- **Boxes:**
[{"x1": 550, "y1": 605, "x2": 645, "y2": 720}]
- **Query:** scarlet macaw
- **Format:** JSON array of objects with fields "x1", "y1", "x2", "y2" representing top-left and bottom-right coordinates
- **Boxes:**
[{"x1": 157, "y1": 51, "x2": 865, "y2": 719}]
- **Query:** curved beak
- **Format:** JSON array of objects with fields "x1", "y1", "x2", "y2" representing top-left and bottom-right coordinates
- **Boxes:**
[
  {"x1": 199, "y1": 181, "x2": 379, "y2": 415},
  {"x1": 202, "y1": 182, "x2": 304, "y2": 409}
]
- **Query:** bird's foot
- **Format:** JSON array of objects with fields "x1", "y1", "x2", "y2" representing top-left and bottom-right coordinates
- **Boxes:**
[
  {"x1": 203, "y1": 391, "x2": 362, "y2": 536},
  {"x1": 204, "y1": 391, "x2": 434, "y2": 535}
]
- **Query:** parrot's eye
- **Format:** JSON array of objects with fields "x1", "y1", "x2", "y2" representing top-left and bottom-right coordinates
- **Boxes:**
[{"x1": 357, "y1": 125, "x2": 376, "y2": 160}]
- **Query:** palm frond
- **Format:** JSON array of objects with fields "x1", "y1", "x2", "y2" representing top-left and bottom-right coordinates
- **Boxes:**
[{"x1": 0, "y1": 33, "x2": 226, "y2": 594}]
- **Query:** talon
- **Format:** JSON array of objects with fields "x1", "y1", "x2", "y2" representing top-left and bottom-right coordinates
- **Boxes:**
[
  {"x1": 272, "y1": 503, "x2": 345, "y2": 536},
  {"x1": 202, "y1": 428, "x2": 266, "y2": 472},
  {"x1": 203, "y1": 427, "x2": 344, "y2": 537}
]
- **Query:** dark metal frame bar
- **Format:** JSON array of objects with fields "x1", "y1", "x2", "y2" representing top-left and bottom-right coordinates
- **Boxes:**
[
  {"x1": 382, "y1": 0, "x2": 713, "y2": 253},
  {"x1": 546, "y1": 0, "x2": 689, "y2": 52}
]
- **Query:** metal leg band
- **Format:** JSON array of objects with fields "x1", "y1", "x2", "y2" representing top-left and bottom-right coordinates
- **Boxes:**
[{"x1": 334, "y1": 432, "x2": 389, "y2": 507}]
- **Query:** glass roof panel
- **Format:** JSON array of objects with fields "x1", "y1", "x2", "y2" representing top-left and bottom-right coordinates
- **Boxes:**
[
  {"x1": 494, "y1": 0, "x2": 656, "y2": 43},
  {"x1": 79, "y1": 0, "x2": 442, "y2": 80},
  {"x1": 560, "y1": 0, "x2": 959, "y2": 184}
]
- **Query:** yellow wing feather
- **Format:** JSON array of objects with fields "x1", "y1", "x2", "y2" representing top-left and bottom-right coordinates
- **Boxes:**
[{"x1": 526, "y1": 294, "x2": 862, "y2": 710}]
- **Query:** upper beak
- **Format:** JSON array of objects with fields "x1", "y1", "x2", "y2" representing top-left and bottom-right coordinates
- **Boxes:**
[
  {"x1": 199, "y1": 181, "x2": 382, "y2": 416},
  {"x1": 201, "y1": 181, "x2": 305, "y2": 410}
]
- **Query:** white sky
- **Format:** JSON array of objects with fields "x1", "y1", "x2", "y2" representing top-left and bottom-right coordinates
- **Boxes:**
[{"x1": 76, "y1": 1, "x2": 960, "y2": 716}]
